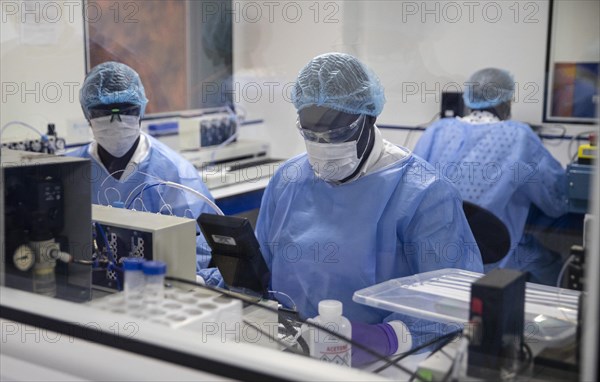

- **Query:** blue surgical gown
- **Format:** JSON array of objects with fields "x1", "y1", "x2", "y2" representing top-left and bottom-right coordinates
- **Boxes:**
[
  {"x1": 255, "y1": 152, "x2": 483, "y2": 325},
  {"x1": 67, "y1": 133, "x2": 215, "y2": 269},
  {"x1": 413, "y1": 119, "x2": 568, "y2": 284}
]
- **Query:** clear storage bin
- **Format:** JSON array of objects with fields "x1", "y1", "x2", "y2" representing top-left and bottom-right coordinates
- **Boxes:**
[{"x1": 353, "y1": 268, "x2": 580, "y2": 346}]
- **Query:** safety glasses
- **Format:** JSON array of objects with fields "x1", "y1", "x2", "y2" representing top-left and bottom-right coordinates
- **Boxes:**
[
  {"x1": 88, "y1": 104, "x2": 141, "y2": 122},
  {"x1": 296, "y1": 114, "x2": 365, "y2": 143}
]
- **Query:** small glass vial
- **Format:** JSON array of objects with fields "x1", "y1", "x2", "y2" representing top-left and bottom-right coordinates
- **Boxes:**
[
  {"x1": 142, "y1": 261, "x2": 167, "y2": 305},
  {"x1": 122, "y1": 257, "x2": 145, "y2": 306}
]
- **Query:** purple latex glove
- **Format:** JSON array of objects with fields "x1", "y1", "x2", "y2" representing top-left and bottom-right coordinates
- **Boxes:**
[{"x1": 351, "y1": 321, "x2": 399, "y2": 367}]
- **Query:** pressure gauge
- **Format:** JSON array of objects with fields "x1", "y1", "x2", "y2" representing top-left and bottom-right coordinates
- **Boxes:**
[
  {"x1": 55, "y1": 138, "x2": 66, "y2": 150},
  {"x1": 13, "y1": 245, "x2": 35, "y2": 271},
  {"x1": 31, "y1": 140, "x2": 43, "y2": 152},
  {"x1": 54, "y1": 138, "x2": 66, "y2": 154}
]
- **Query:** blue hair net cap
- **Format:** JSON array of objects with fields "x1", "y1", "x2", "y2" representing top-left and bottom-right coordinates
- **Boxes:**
[
  {"x1": 292, "y1": 52, "x2": 386, "y2": 117},
  {"x1": 463, "y1": 68, "x2": 515, "y2": 109},
  {"x1": 80, "y1": 61, "x2": 149, "y2": 120}
]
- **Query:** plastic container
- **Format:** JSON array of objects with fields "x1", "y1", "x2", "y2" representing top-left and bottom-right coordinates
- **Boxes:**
[
  {"x1": 304, "y1": 300, "x2": 352, "y2": 367},
  {"x1": 123, "y1": 257, "x2": 145, "y2": 304},
  {"x1": 352, "y1": 268, "x2": 580, "y2": 346},
  {"x1": 142, "y1": 261, "x2": 167, "y2": 305}
]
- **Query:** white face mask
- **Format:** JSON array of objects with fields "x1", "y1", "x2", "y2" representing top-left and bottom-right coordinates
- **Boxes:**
[
  {"x1": 90, "y1": 115, "x2": 141, "y2": 158},
  {"x1": 305, "y1": 124, "x2": 370, "y2": 182}
]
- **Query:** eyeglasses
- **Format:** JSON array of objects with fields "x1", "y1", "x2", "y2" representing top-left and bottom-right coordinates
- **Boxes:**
[
  {"x1": 88, "y1": 104, "x2": 141, "y2": 122},
  {"x1": 296, "y1": 114, "x2": 365, "y2": 143}
]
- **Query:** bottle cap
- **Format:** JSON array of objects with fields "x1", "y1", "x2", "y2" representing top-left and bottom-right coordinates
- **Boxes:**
[
  {"x1": 142, "y1": 261, "x2": 167, "y2": 275},
  {"x1": 122, "y1": 257, "x2": 144, "y2": 271},
  {"x1": 318, "y1": 300, "x2": 342, "y2": 317}
]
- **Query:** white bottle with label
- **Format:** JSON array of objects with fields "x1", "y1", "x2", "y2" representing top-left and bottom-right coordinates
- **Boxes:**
[{"x1": 305, "y1": 300, "x2": 352, "y2": 367}]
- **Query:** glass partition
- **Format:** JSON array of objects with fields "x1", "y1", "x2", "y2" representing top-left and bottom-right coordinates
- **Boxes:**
[{"x1": 1, "y1": 1, "x2": 598, "y2": 380}]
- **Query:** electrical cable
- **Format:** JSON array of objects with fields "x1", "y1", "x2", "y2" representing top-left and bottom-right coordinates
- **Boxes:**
[
  {"x1": 94, "y1": 222, "x2": 116, "y2": 264},
  {"x1": 518, "y1": 342, "x2": 533, "y2": 375},
  {"x1": 503, "y1": 342, "x2": 533, "y2": 380},
  {"x1": 539, "y1": 124, "x2": 567, "y2": 146},
  {"x1": 417, "y1": 112, "x2": 442, "y2": 128},
  {"x1": 373, "y1": 330, "x2": 461, "y2": 374},
  {"x1": 439, "y1": 349, "x2": 453, "y2": 361},
  {"x1": 435, "y1": 340, "x2": 533, "y2": 381},
  {"x1": 415, "y1": 334, "x2": 459, "y2": 382},
  {"x1": 165, "y1": 276, "x2": 426, "y2": 380},
  {"x1": 268, "y1": 289, "x2": 297, "y2": 311},
  {"x1": 450, "y1": 335, "x2": 469, "y2": 381},
  {"x1": 556, "y1": 254, "x2": 576, "y2": 288},
  {"x1": 280, "y1": 316, "x2": 310, "y2": 355},
  {"x1": 440, "y1": 362, "x2": 455, "y2": 382},
  {"x1": 241, "y1": 319, "x2": 305, "y2": 356},
  {"x1": 94, "y1": 222, "x2": 123, "y2": 290},
  {"x1": 437, "y1": 340, "x2": 463, "y2": 382}
]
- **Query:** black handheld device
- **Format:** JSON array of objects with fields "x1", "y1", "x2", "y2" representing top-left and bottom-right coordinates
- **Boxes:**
[{"x1": 198, "y1": 213, "x2": 270, "y2": 297}]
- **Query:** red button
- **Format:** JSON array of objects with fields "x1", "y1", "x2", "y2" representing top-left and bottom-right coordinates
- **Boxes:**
[{"x1": 471, "y1": 297, "x2": 483, "y2": 315}]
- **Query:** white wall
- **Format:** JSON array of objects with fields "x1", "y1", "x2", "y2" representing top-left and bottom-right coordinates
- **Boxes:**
[
  {"x1": 232, "y1": 1, "x2": 348, "y2": 159},
  {"x1": 1, "y1": 0, "x2": 597, "y2": 165},
  {"x1": 233, "y1": 0, "x2": 599, "y2": 165},
  {"x1": 358, "y1": 1, "x2": 549, "y2": 126},
  {"x1": 553, "y1": 0, "x2": 600, "y2": 62},
  {"x1": 0, "y1": 1, "x2": 90, "y2": 144}
]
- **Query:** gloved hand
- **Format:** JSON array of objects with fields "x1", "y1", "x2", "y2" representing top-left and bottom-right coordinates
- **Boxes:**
[
  {"x1": 196, "y1": 267, "x2": 224, "y2": 287},
  {"x1": 351, "y1": 320, "x2": 412, "y2": 367}
]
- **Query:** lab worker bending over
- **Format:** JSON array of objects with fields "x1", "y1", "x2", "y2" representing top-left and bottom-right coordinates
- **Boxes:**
[
  {"x1": 68, "y1": 61, "x2": 216, "y2": 269},
  {"x1": 255, "y1": 53, "x2": 483, "y2": 365},
  {"x1": 413, "y1": 68, "x2": 568, "y2": 285}
]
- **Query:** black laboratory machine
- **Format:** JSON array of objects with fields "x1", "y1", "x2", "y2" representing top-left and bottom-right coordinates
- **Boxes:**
[{"x1": 1, "y1": 148, "x2": 92, "y2": 301}]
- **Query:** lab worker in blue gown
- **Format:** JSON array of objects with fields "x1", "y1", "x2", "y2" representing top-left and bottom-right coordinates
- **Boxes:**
[
  {"x1": 67, "y1": 61, "x2": 216, "y2": 269},
  {"x1": 413, "y1": 68, "x2": 568, "y2": 285},
  {"x1": 255, "y1": 53, "x2": 484, "y2": 365}
]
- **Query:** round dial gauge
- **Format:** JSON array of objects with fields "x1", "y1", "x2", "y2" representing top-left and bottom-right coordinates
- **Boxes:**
[{"x1": 13, "y1": 245, "x2": 35, "y2": 271}]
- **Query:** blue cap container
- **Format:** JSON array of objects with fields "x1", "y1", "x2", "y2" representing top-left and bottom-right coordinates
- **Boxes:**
[
  {"x1": 142, "y1": 261, "x2": 167, "y2": 275},
  {"x1": 122, "y1": 257, "x2": 145, "y2": 271}
]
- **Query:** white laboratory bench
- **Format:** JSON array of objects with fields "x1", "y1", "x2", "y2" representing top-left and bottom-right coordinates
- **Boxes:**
[
  {"x1": 1, "y1": 286, "x2": 392, "y2": 381},
  {"x1": 211, "y1": 176, "x2": 271, "y2": 200}
]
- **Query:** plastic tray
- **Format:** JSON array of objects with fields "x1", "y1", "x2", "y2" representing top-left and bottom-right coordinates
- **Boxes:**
[{"x1": 353, "y1": 268, "x2": 580, "y2": 345}]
